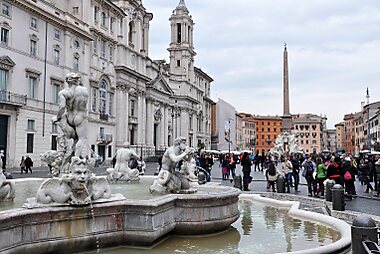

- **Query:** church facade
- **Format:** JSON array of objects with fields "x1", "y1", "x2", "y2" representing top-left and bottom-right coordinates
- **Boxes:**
[{"x1": 0, "y1": 0, "x2": 212, "y2": 167}]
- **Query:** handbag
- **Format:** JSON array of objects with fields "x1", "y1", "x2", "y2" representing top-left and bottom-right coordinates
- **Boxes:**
[{"x1": 344, "y1": 171, "x2": 352, "y2": 181}]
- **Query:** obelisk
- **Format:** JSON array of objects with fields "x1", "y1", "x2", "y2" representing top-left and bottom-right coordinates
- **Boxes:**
[{"x1": 281, "y1": 43, "x2": 292, "y2": 132}]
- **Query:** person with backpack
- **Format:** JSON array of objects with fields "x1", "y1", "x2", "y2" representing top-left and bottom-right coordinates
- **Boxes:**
[
  {"x1": 342, "y1": 157, "x2": 356, "y2": 199},
  {"x1": 302, "y1": 155, "x2": 316, "y2": 197},
  {"x1": 266, "y1": 156, "x2": 279, "y2": 192}
]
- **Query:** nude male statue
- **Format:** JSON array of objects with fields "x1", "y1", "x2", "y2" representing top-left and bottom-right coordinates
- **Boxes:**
[{"x1": 52, "y1": 73, "x2": 90, "y2": 158}]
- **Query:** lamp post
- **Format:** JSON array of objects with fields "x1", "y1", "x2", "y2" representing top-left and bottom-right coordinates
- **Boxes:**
[{"x1": 366, "y1": 87, "x2": 370, "y2": 150}]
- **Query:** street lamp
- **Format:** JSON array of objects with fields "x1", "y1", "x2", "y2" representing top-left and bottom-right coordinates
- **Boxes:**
[{"x1": 366, "y1": 87, "x2": 370, "y2": 150}]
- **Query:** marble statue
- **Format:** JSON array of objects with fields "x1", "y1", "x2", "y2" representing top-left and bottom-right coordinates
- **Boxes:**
[
  {"x1": 269, "y1": 131, "x2": 303, "y2": 158},
  {"x1": 35, "y1": 157, "x2": 111, "y2": 205},
  {"x1": 106, "y1": 148, "x2": 141, "y2": 182},
  {"x1": 149, "y1": 137, "x2": 196, "y2": 194},
  {"x1": 24, "y1": 73, "x2": 114, "y2": 208},
  {"x1": 180, "y1": 151, "x2": 198, "y2": 181},
  {"x1": 0, "y1": 165, "x2": 15, "y2": 201}
]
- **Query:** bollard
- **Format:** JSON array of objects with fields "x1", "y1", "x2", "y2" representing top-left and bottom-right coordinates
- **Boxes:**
[
  {"x1": 233, "y1": 175, "x2": 243, "y2": 190},
  {"x1": 331, "y1": 184, "x2": 345, "y2": 211},
  {"x1": 276, "y1": 175, "x2": 285, "y2": 193},
  {"x1": 351, "y1": 215, "x2": 379, "y2": 254},
  {"x1": 325, "y1": 179, "x2": 335, "y2": 202}
]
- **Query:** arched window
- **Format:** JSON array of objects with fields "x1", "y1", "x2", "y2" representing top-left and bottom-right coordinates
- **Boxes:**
[
  {"x1": 128, "y1": 21, "x2": 134, "y2": 45},
  {"x1": 99, "y1": 79, "x2": 107, "y2": 115}
]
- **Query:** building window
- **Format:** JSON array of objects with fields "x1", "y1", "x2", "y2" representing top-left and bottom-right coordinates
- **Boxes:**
[
  {"x1": 54, "y1": 49, "x2": 60, "y2": 65},
  {"x1": 176, "y1": 60, "x2": 180, "y2": 67},
  {"x1": 0, "y1": 27, "x2": 9, "y2": 45},
  {"x1": 72, "y1": 7, "x2": 79, "y2": 14},
  {"x1": 267, "y1": 128, "x2": 270, "y2": 132},
  {"x1": 101, "y1": 12, "x2": 106, "y2": 27},
  {"x1": 52, "y1": 123, "x2": 58, "y2": 133},
  {"x1": 109, "y1": 46, "x2": 113, "y2": 61},
  {"x1": 101, "y1": 40, "x2": 106, "y2": 58},
  {"x1": 0, "y1": 69, "x2": 8, "y2": 91},
  {"x1": 130, "y1": 100, "x2": 135, "y2": 116},
  {"x1": 91, "y1": 87, "x2": 97, "y2": 112},
  {"x1": 1, "y1": 2, "x2": 10, "y2": 16},
  {"x1": 274, "y1": 128, "x2": 277, "y2": 132},
  {"x1": 52, "y1": 83, "x2": 60, "y2": 103},
  {"x1": 176, "y1": 23, "x2": 181, "y2": 43},
  {"x1": 27, "y1": 133, "x2": 34, "y2": 153},
  {"x1": 28, "y1": 77, "x2": 37, "y2": 98},
  {"x1": 30, "y1": 18, "x2": 37, "y2": 29},
  {"x1": 30, "y1": 39, "x2": 37, "y2": 56},
  {"x1": 93, "y1": 38, "x2": 97, "y2": 55},
  {"x1": 94, "y1": 6, "x2": 98, "y2": 22},
  {"x1": 110, "y1": 18, "x2": 114, "y2": 32},
  {"x1": 73, "y1": 40, "x2": 80, "y2": 49},
  {"x1": 54, "y1": 29, "x2": 60, "y2": 40},
  {"x1": 27, "y1": 119, "x2": 35, "y2": 130},
  {"x1": 73, "y1": 56, "x2": 79, "y2": 71},
  {"x1": 99, "y1": 80, "x2": 106, "y2": 114},
  {"x1": 108, "y1": 145, "x2": 112, "y2": 158},
  {"x1": 128, "y1": 21, "x2": 134, "y2": 45},
  {"x1": 51, "y1": 135, "x2": 57, "y2": 150},
  {"x1": 108, "y1": 93, "x2": 113, "y2": 116}
]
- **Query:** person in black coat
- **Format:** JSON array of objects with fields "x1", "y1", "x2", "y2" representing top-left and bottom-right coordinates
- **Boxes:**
[
  {"x1": 24, "y1": 155, "x2": 33, "y2": 174},
  {"x1": 241, "y1": 152, "x2": 252, "y2": 191}
]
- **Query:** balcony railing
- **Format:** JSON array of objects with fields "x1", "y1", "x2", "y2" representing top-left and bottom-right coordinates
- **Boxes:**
[
  {"x1": 0, "y1": 90, "x2": 27, "y2": 106},
  {"x1": 99, "y1": 113, "x2": 109, "y2": 121},
  {"x1": 97, "y1": 134, "x2": 113, "y2": 144}
]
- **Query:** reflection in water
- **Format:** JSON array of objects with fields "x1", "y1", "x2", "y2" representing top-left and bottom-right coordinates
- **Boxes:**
[
  {"x1": 86, "y1": 200, "x2": 340, "y2": 254},
  {"x1": 240, "y1": 201, "x2": 253, "y2": 235}
]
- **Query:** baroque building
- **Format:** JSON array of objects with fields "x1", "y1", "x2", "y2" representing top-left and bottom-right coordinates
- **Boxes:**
[{"x1": 0, "y1": 0, "x2": 212, "y2": 167}]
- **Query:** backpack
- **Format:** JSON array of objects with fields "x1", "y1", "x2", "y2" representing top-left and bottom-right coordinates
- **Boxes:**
[
  {"x1": 344, "y1": 170, "x2": 352, "y2": 181},
  {"x1": 268, "y1": 163, "x2": 276, "y2": 176},
  {"x1": 305, "y1": 161, "x2": 314, "y2": 173}
]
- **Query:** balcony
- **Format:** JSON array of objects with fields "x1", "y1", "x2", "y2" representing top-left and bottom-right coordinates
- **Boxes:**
[
  {"x1": 97, "y1": 134, "x2": 113, "y2": 144},
  {"x1": 0, "y1": 90, "x2": 27, "y2": 107}
]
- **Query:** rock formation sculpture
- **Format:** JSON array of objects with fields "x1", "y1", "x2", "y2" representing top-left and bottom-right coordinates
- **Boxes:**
[{"x1": 0, "y1": 165, "x2": 15, "y2": 201}]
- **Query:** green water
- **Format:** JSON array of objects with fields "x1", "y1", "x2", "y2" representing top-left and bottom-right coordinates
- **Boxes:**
[{"x1": 84, "y1": 200, "x2": 340, "y2": 254}]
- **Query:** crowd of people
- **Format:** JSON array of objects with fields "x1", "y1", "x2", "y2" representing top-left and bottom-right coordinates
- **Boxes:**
[{"x1": 217, "y1": 151, "x2": 380, "y2": 198}]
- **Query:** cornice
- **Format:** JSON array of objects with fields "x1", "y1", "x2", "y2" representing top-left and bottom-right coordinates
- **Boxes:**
[{"x1": 114, "y1": 65, "x2": 150, "y2": 82}]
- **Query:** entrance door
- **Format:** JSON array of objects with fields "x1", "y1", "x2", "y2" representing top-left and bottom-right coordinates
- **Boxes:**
[
  {"x1": 154, "y1": 124, "x2": 158, "y2": 148},
  {"x1": 0, "y1": 115, "x2": 8, "y2": 168},
  {"x1": 97, "y1": 145, "x2": 105, "y2": 162}
]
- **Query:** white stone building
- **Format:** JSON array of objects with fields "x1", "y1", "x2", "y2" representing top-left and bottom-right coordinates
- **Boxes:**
[
  {"x1": 0, "y1": 0, "x2": 212, "y2": 167},
  {"x1": 213, "y1": 98, "x2": 237, "y2": 152}
]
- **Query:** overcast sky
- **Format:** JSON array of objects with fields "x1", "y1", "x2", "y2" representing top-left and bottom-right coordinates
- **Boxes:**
[{"x1": 143, "y1": 0, "x2": 380, "y2": 128}]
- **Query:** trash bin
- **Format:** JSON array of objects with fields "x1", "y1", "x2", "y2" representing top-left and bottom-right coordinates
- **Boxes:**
[
  {"x1": 351, "y1": 215, "x2": 379, "y2": 254},
  {"x1": 325, "y1": 179, "x2": 335, "y2": 202},
  {"x1": 331, "y1": 184, "x2": 345, "y2": 211},
  {"x1": 276, "y1": 175, "x2": 285, "y2": 193}
]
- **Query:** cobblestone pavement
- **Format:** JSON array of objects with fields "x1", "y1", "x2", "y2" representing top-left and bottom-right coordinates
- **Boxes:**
[{"x1": 5, "y1": 161, "x2": 380, "y2": 217}]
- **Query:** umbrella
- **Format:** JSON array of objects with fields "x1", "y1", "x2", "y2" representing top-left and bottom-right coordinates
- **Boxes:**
[
  {"x1": 360, "y1": 150, "x2": 371, "y2": 154},
  {"x1": 370, "y1": 151, "x2": 380, "y2": 155}
]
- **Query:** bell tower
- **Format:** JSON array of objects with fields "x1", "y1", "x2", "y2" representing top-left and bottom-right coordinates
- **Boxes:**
[{"x1": 168, "y1": 0, "x2": 196, "y2": 91}]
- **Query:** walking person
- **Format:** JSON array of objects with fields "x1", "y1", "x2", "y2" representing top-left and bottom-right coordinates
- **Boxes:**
[
  {"x1": 374, "y1": 157, "x2": 380, "y2": 197},
  {"x1": 241, "y1": 152, "x2": 252, "y2": 191},
  {"x1": 266, "y1": 157, "x2": 279, "y2": 192},
  {"x1": 342, "y1": 156, "x2": 356, "y2": 200},
  {"x1": 291, "y1": 154, "x2": 301, "y2": 192},
  {"x1": 20, "y1": 156, "x2": 26, "y2": 174},
  {"x1": 24, "y1": 155, "x2": 33, "y2": 174},
  {"x1": 360, "y1": 157, "x2": 374, "y2": 193},
  {"x1": 221, "y1": 154, "x2": 229, "y2": 180},
  {"x1": 254, "y1": 152, "x2": 260, "y2": 172}
]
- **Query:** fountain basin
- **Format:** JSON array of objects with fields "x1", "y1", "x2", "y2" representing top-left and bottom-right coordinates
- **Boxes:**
[{"x1": 0, "y1": 182, "x2": 240, "y2": 254}]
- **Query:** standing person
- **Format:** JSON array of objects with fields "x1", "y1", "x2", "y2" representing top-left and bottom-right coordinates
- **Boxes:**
[
  {"x1": 241, "y1": 152, "x2": 252, "y2": 191},
  {"x1": 302, "y1": 155, "x2": 316, "y2": 197},
  {"x1": 254, "y1": 152, "x2": 260, "y2": 172},
  {"x1": 360, "y1": 157, "x2": 374, "y2": 193},
  {"x1": 281, "y1": 156, "x2": 293, "y2": 193},
  {"x1": 228, "y1": 154, "x2": 236, "y2": 180},
  {"x1": 221, "y1": 154, "x2": 229, "y2": 180},
  {"x1": 291, "y1": 154, "x2": 301, "y2": 192},
  {"x1": 266, "y1": 157, "x2": 279, "y2": 192},
  {"x1": 342, "y1": 157, "x2": 356, "y2": 199},
  {"x1": 374, "y1": 157, "x2": 380, "y2": 197},
  {"x1": 24, "y1": 155, "x2": 33, "y2": 174},
  {"x1": 315, "y1": 157, "x2": 327, "y2": 197},
  {"x1": 20, "y1": 156, "x2": 26, "y2": 174},
  {"x1": 0, "y1": 150, "x2": 5, "y2": 170},
  {"x1": 327, "y1": 156, "x2": 342, "y2": 185}
]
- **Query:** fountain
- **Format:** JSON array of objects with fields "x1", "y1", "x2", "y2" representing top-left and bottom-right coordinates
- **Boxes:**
[
  {"x1": 0, "y1": 73, "x2": 241, "y2": 254},
  {"x1": 270, "y1": 131, "x2": 303, "y2": 158}
]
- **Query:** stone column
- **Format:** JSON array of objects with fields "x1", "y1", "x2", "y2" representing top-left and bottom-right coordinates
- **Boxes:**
[
  {"x1": 115, "y1": 86, "x2": 125, "y2": 147},
  {"x1": 142, "y1": 95, "x2": 146, "y2": 145},
  {"x1": 137, "y1": 92, "x2": 143, "y2": 145},
  {"x1": 164, "y1": 106, "x2": 169, "y2": 147},
  {"x1": 159, "y1": 105, "x2": 165, "y2": 148},
  {"x1": 180, "y1": 110, "x2": 188, "y2": 138},
  {"x1": 124, "y1": 90, "x2": 129, "y2": 146},
  {"x1": 146, "y1": 100, "x2": 154, "y2": 146}
]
